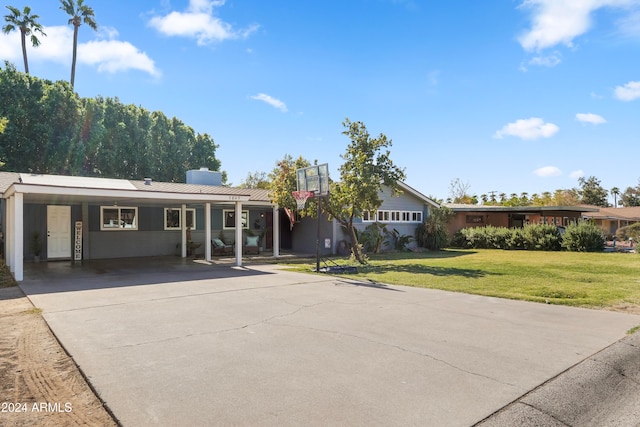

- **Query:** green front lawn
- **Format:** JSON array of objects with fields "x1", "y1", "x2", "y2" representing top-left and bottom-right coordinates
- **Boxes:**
[{"x1": 284, "y1": 249, "x2": 640, "y2": 310}]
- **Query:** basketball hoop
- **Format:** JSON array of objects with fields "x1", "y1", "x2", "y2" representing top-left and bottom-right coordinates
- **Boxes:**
[{"x1": 292, "y1": 190, "x2": 314, "y2": 211}]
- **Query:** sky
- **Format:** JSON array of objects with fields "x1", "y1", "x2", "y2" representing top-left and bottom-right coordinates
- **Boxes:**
[{"x1": 1, "y1": 0, "x2": 640, "y2": 202}]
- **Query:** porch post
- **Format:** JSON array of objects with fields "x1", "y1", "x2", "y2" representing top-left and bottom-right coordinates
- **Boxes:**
[
  {"x1": 181, "y1": 204, "x2": 187, "y2": 258},
  {"x1": 6, "y1": 196, "x2": 13, "y2": 270},
  {"x1": 272, "y1": 205, "x2": 280, "y2": 258},
  {"x1": 205, "y1": 203, "x2": 211, "y2": 262},
  {"x1": 12, "y1": 193, "x2": 23, "y2": 281},
  {"x1": 235, "y1": 201, "x2": 242, "y2": 267}
]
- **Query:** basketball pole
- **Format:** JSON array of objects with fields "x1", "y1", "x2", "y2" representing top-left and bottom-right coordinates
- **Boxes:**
[{"x1": 316, "y1": 196, "x2": 321, "y2": 272}]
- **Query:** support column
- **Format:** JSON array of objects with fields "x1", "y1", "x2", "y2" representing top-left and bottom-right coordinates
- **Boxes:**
[
  {"x1": 6, "y1": 196, "x2": 13, "y2": 270},
  {"x1": 272, "y1": 205, "x2": 280, "y2": 258},
  {"x1": 12, "y1": 193, "x2": 23, "y2": 281},
  {"x1": 181, "y1": 204, "x2": 187, "y2": 258},
  {"x1": 235, "y1": 201, "x2": 242, "y2": 267},
  {"x1": 205, "y1": 203, "x2": 211, "y2": 262}
]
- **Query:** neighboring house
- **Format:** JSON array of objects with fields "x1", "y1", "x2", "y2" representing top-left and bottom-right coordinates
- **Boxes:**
[
  {"x1": 444, "y1": 204, "x2": 599, "y2": 235},
  {"x1": 1, "y1": 169, "x2": 284, "y2": 281},
  {"x1": 292, "y1": 181, "x2": 440, "y2": 255},
  {"x1": 581, "y1": 206, "x2": 640, "y2": 235}
]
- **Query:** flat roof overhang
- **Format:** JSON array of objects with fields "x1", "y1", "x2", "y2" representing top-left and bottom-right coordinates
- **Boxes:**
[{"x1": 1, "y1": 183, "x2": 268, "y2": 207}]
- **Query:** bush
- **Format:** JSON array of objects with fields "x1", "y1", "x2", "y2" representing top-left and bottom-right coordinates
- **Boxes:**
[
  {"x1": 521, "y1": 224, "x2": 562, "y2": 251},
  {"x1": 616, "y1": 222, "x2": 640, "y2": 242},
  {"x1": 387, "y1": 228, "x2": 413, "y2": 251},
  {"x1": 561, "y1": 221, "x2": 605, "y2": 252},
  {"x1": 451, "y1": 224, "x2": 562, "y2": 251},
  {"x1": 416, "y1": 206, "x2": 454, "y2": 250}
]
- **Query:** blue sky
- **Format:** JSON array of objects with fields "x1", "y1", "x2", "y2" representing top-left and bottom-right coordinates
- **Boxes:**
[{"x1": 2, "y1": 0, "x2": 639, "y2": 202}]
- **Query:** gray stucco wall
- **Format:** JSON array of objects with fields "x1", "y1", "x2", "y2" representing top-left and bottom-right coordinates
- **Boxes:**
[{"x1": 22, "y1": 204, "x2": 269, "y2": 261}]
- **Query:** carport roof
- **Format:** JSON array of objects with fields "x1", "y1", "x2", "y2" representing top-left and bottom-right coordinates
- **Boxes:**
[{"x1": 0, "y1": 172, "x2": 271, "y2": 203}]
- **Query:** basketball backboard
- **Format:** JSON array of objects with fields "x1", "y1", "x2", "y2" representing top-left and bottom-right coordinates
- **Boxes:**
[{"x1": 296, "y1": 163, "x2": 329, "y2": 196}]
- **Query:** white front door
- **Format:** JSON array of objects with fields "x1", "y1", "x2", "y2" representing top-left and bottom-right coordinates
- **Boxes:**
[{"x1": 47, "y1": 205, "x2": 71, "y2": 259}]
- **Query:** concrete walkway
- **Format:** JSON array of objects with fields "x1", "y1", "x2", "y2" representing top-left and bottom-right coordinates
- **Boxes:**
[{"x1": 20, "y1": 258, "x2": 640, "y2": 426}]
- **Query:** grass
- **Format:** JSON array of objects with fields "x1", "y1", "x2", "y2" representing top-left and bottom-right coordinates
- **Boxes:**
[{"x1": 283, "y1": 249, "x2": 640, "y2": 310}]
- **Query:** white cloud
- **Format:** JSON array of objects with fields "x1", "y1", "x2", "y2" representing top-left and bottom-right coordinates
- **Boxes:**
[
  {"x1": 518, "y1": 0, "x2": 640, "y2": 51},
  {"x1": 494, "y1": 117, "x2": 559, "y2": 140},
  {"x1": 570, "y1": 169, "x2": 585, "y2": 179},
  {"x1": 148, "y1": 0, "x2": 259, "y2": 46},
  {"x1": 576, "y1": 112, "x2": 607, "y2": 124},
  {"x1": 534, "y1": 166, "x2": 562, "y2": 177},
  {"x1": 0, "y1": 25, "x2": 160, "y2": 77},
  {"x1": 528, "y1": 51, "x2": 562, "y2": 67},
  {"x1": 250, "y1": 93, "x2": 288, "y2": 112},
  {"x1": 614, "y1": 80, "x2": 640, "y2": 101},
  {"x1": 79, "y1": 40, "x2": 161, "y2": 77}
]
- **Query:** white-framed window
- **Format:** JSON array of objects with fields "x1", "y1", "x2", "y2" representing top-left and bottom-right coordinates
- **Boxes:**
[
  {"x1": 361, "y1": 209, "x2": 422, "y2": 223},
  {"x1": 377, "y1": 211, "x2": 390, "y2": 222},
  {"x1": 223, "y1": 209, "x2": 248, "y2": 229},
  {"x1": 362, "y1": 211, "x2": 374, "y2": 222},
  {"x1": 101, "y1": 206, "x2": 138, "y2": 230},
  {"x1": 164, "y1": 208, "x2": 196, "y2": 230}
]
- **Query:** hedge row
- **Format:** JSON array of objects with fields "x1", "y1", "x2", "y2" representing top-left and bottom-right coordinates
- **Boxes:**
[{"x1": 450, "y1": 222, "x2": 605, "y2": 252}]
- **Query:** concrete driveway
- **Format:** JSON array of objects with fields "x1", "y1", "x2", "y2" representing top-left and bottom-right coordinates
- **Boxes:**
[{"x1": 20, "y1": 258, "x2": 640, "y2": 426}]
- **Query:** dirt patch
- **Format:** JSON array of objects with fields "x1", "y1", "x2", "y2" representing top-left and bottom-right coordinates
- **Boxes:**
[
  {"x1": 0, "y1": 286, "x2": 117, "y2": 426},
  {"x1": 608, "y1": 302, "x2": 640, "y2": 316}
]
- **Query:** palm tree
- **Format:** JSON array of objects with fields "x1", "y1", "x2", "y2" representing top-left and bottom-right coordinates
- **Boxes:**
[
  {"x1": 2, "y1": 6, "x2": 46, "y2": 74},
  {"x1": 611, "y1": 187, "x2": 620, "y2": 208},
  {"x1": 60, "y1": 0, "x2": 97, "y2": 88}
]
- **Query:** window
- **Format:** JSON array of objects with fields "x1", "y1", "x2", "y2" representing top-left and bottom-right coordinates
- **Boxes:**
[
  {"x1": 223, "y1": 210, "x2": 248, "y2": 229},
  {"x1": 101, "y1": 206, "x2": 138, "y2": 230},
  {"x1": 466, "y1": 215, "x2": 483, "y2": 224},
  {"x1": 377, "y1": 211, "x2": 390, "y2": 221},
  {"x1": 164, "y1": 208, "x2": 196, "y2": 230},
  {"x1": 362, "y1": 209, "x2": 422, "y2": 223}
]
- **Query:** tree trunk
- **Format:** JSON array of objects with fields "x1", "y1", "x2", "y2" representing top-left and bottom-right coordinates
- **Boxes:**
[
  {"x1": 71, "y1": 24, "x2": 79, "y2": 88},
  {"x1": 20, "y1": 29, "x2": 29, "y2": 74},
  {"x1": 347, "y1": 224, "x2": 366, "y2": 264}
]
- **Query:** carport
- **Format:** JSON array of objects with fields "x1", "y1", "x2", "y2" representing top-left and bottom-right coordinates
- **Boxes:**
[{"x1": 2, "y1": 172, "x2": 281, "y2": 281}]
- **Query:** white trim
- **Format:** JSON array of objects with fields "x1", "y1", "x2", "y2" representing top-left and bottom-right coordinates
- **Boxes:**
[
  {"x1": 205, "y1": 203, "x2": 211, "y2": 261},
  {"x1": 164, "y1": 208, "x2": 197, "y2": 230},
  {"x1": 100, "y1": 206, "x2": 138, "y2": 230},
  {"x1": 223, "y1": 209, "x2": 248, "y2": 229},
  {"x1": 5, "y1": 183, "x2": 252, "y2": 203}
]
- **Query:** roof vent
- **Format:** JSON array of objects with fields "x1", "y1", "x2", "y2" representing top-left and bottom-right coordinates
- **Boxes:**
[{"x1": 144, "y1": 178, "x2": 152, "y2": 186}]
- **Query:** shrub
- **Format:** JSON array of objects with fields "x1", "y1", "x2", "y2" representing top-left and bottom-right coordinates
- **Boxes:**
[
  {"x1": 359, "y1": 222, "x2": 388, "y2": 253},
  {"x1": 387, "y1": 228, "x2": 413, "y2": 251},
  {"x1": 521, "y1": 224, "x2": 562, "y2": 251},
  {"x1": 561, "y1": 221, "x2": 605, "y2": 252},
  {"x1": 416, "y1": 206, "x2": 454, "y2": 250},
  {"x1": 616, "y1": 222, "x2": 640, "y2": 242},
  {"x1": 451, "y1": 224, "x2": 562, "y2": 251}
]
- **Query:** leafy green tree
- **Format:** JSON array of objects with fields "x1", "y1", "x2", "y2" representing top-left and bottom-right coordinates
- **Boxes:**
[
  {"x1": 620, "y1": 183, "x2": 640, "y2": 207},
  {"x1": 0, "y1": 117, "x2": 6, "y2": 133},
  {"x1": 324, "y1": 119, "x2": 406, "y2": 264},
  {"x1": 578, "y1": 176, "x2": 609, "y2": 207},
  {"x1": 268, "y1": 154, "x2": 312, "y2": 215},
  {"x1": 2, "y1": 5, "x2": 46, "y2": 74},
  {"x1": 60, "y1": 0, "x2": 97, "y2": 88},
  {"x1": 240, "y1": 171, "x2": 269, "y2": 189}
]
